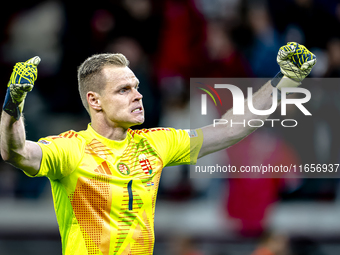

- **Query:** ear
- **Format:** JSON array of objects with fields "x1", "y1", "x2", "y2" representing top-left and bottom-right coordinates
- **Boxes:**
[{"x1": 87, "y1": 91, "x2": 102, "y2": 111}]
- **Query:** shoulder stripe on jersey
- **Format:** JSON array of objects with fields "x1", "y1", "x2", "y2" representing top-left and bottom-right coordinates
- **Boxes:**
[
  {"x1": 60, "y1": 131, "x2": 78, "y2": 139},
  {"x1": 128, "y1": 128, "x2": 171, "y2": 137},
  {"x1": 47, "y1": 135, "x2": 64, "y2": 140}
]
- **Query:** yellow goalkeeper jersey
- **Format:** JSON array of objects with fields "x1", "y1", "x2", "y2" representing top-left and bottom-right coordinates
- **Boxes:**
[{"x1": 29, "y1": 124, "x2": 203, "y2": 255}]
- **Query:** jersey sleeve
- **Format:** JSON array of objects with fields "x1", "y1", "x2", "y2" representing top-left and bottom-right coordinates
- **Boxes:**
[
  {"x1": 144, "y1": 128, "x2": 203, "y2": 167},
  {"x1": 25, "y1": 132, "x2": 84, "y2": 180}
]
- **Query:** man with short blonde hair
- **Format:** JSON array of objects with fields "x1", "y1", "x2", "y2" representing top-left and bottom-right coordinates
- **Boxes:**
[
  {"x1": 0, "y1": 42, "x2": 316, "y2": 255},
  {"x1": 78, "y1": 53, "x2": 130, "y2": 114}
]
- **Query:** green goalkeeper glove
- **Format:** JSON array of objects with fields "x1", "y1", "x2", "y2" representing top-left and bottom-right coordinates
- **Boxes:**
[
  {"x1": 272, "y1": 42, "x2": 316, "y2": 90},
  {"x1": 3, "y1": 56, "x2": 41, "y2": 120}
]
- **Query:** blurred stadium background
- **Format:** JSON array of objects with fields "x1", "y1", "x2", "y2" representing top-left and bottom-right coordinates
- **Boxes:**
[{"x1": 1, "y1": 0, "x2": 340, "y2": 254}]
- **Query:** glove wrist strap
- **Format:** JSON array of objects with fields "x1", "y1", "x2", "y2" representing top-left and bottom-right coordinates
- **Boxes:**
[
  {"x1": 3, "y1": 88, "x2": 21, "y2": 120},
  {"x1": 271, "y1": 71, "x2": 284, "y2": 87},
  {"x1": 271, "y1": 71, "x2": 301, "y2": 90},
  {"x1": 271, "y1": 71, "x2": 301, "y2": 101}
]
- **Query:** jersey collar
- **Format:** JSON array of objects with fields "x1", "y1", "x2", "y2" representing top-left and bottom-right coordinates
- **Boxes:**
[{"x1": 86, "y1": 124, "x2": 131, "y2": 153}]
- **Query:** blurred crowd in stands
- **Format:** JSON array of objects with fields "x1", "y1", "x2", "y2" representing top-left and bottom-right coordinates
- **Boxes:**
[{"x1": 1, "y1": 0, "x2": 340, "y2": 252}]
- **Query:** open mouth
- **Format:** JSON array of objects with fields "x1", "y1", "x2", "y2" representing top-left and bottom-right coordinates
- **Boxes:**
[{"x1": 131, "y1": 107, "x2": 143, "y2": 113}]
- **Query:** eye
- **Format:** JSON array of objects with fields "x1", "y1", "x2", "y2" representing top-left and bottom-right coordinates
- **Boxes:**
[{"x1": 119, "y1": 87, "x2": 129, "y2": 93}]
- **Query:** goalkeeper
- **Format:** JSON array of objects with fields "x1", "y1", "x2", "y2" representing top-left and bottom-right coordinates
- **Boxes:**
[{"x1": 0, "y1": 42, "x2": 315, "y2": 255}]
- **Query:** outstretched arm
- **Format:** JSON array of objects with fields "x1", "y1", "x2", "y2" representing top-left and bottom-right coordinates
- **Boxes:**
[
  {"x1": 198, "y1": 81, "x2": 273, "y2": 158},
  {"x1": 198, "y1": 42, "x2": 316, "y2": 158},
  {"x1": 0, "y1": 57, "x2": 42, "y2": 176}
]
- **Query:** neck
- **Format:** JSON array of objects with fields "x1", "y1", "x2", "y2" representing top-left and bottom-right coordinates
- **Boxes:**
[{"x1": 91, "y1": 121, "x2": 129, "y2": 141}]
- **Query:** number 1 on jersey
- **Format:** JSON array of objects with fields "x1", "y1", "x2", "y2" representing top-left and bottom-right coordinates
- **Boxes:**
[{"x1": 127, "y1": 180, "x2": 133, "y2": 210}]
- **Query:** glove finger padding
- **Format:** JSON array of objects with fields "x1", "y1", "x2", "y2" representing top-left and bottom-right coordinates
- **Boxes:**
[
  {"x1": 8, "y1": 57, "x2": 40, "y2": 87},
  {"x1": 277, "y1": 42, "x2": 316, "y2": 82},
  {"x1": 277, "y1": 44, "x2": 295, "y2": 60},
  {"x1": 9, "y1": 84, "x2": 33, "y2": 104}
]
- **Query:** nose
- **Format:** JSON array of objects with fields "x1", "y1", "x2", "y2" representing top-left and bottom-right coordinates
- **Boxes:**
[{"x1": 133, "y1": 88, "x2": 143, "y2": 101}]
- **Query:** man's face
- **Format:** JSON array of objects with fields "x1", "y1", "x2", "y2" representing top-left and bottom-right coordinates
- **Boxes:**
[{"x1": 98, "y1": 66, "x2": 144, "y2": 129}]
